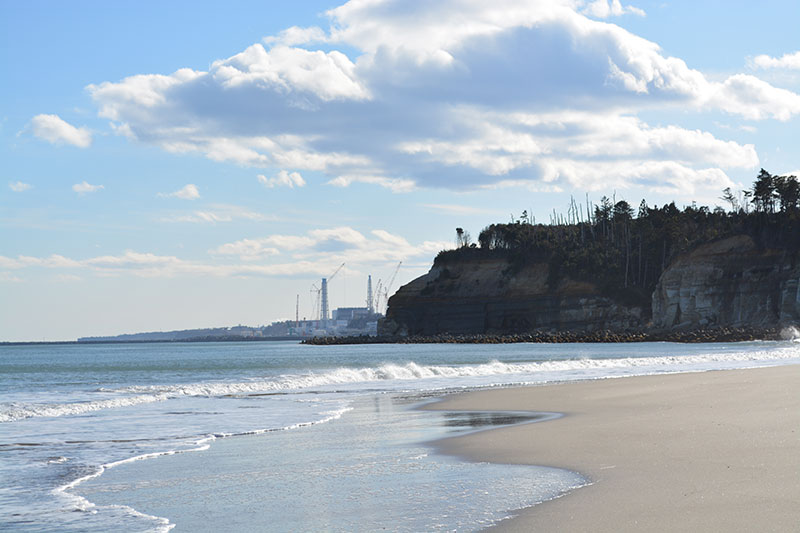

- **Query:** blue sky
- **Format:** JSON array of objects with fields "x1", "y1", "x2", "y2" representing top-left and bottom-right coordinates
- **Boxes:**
[{"x1": 2, "y1": 0, "x2": 799, "y2": 341}]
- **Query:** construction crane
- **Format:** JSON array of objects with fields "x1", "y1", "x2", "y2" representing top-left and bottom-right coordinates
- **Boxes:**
[
  {"x1": 372, "y1": 279, "x2": 384, "y2": 314},
  {"x1": 310, "y1": 283, "x2": 321, "y2": 324},
  {"x1": 377, "y1": 261, "x2": 402, "y2": 314},
  {"x1": 386, "y1": 261, "x2": 402, "y2": 294}
]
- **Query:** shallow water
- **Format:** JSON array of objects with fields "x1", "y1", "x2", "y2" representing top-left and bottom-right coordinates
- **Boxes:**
[{"x1": 76, "y1": 395, "x2": 582, "y2": 532}]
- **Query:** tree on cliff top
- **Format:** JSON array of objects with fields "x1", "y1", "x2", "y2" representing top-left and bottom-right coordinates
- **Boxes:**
[
  {"x1": 775, "y1": 174, "x2": 800, "y2": 213},
  {"x1": 752, "y1": 169, "x2": 777, "y2": 213}
]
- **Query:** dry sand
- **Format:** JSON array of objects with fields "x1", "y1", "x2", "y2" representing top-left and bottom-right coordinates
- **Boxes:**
[{"x1": 426, "y1": 365, "x2": 800, "y2": 532}]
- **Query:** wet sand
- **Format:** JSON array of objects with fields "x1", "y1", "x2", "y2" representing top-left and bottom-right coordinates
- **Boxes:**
[{"x1": 427, "y1": 365, "x2": 800, "y2": 532}]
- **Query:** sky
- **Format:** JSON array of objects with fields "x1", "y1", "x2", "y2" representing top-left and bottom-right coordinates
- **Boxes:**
[{"x1": 2, "y1": 0, "x2": 799, "y2": 341}]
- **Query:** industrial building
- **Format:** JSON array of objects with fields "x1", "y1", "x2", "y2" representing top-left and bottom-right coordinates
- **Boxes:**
[{"x1": 289, "y1": 267, "x2": 400, "y2": 337}]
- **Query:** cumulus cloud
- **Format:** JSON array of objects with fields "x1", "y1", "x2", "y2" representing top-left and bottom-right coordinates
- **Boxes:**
[
  {"x1": 9, "y1": 181, "x2": 32, "y2": 192},
  {"x1": 86, "y1": 0, "x2": 797, "y2": 196},
  {"x1": 72, "y1": 181, "x2": 104, "y2": 194},
  {"x1": 159, "y1": 183, "x2": 200, "y2": 199},
  {"x1": 258, "y1": 170, "x2": 306, "y2": 188},
  {"x1": 751, "y1": 51, "x2": 800, "y2": 70},
  {"x1": 29, "y1": 114, "x2": 92, "y2": 148},
  {"x1": 581, "y1": 0, "x2": 645, "y2": 18},
  {"x1": 709, "y1": 74, "x2": 800, "y2": 121},
  {"x1": 262, "y1": 25, "x2": 328, "y2": 47}
]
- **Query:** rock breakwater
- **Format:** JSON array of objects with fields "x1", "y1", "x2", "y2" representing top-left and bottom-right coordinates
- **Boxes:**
[{"x1": 303, "y1": 326, "x2": 781, "y2": 345}]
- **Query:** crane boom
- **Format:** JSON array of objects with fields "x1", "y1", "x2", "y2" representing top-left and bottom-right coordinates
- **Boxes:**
[
  {"x1": 376, "y1": 262, "x2": 402, "y2": 314},
  {"x1": 386, "y1": 261, "x2": 402, "y2": 294},
  {"x1": 373, "y1": 279, "x2": 383, "y2": 313},
  {"x1": 328, "y1": 262, "x2": 345, "y2": 282}
]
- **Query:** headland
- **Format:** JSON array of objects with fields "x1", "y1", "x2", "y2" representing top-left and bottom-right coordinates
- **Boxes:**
[{"x1": 377, "y1": 177, "x2": 799, "y2": 342}]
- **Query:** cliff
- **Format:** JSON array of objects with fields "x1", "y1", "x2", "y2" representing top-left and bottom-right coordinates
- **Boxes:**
[
  {"x1": 652, "y1": 235, "x2": 800, "y2": 330},
  {"x1": 381, "y1": 235, "x2": 800, "y2": 337},
  {"x1": 380, "y1": 258, "x2": 645, "y2": 336}
]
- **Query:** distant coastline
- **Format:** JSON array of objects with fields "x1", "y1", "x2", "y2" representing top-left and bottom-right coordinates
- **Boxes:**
[
  {"x1": 1, "y1": 336, "x2": 305, "y2": 346},
  {"x1": 7, "y1": 325, "x2": 794, "y2": 347}
]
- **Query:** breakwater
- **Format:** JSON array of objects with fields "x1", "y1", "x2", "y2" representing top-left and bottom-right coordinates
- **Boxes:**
[{"x1": 303, "y1": 326, "x2": 783, "y2": 345}]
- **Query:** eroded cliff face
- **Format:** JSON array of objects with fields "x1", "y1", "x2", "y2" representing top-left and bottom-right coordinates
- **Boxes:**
[
  {"x1": 380, "y1": 258, "x2": 644, "y2": 336},
  {"x1": 381, "y1": 234, "x2": 800, "y2": 336},
  {"x1": 652, "y1": 235, "x2": 800, "y2": 330}
]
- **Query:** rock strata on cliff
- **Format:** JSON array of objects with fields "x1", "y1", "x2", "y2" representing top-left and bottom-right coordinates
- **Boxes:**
[
  {"x1": 381, "y1": 234, "x2": 800, "y2": 337},
  {"x1": 652, "y1": 235, "x2": 800, "y2": 330},
  {"x1": 380, "y1": 258, "x2": 644, "y2": 336}
]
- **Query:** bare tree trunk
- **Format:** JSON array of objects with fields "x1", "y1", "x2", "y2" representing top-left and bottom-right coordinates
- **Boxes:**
[{"x1": 637, "y1": 236, "x2": 642, "y2": 287}]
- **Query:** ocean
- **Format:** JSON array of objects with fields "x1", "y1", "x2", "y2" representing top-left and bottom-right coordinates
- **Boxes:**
[{"x1": 2, "y1": 339, "x2": 799, "y2": 531}]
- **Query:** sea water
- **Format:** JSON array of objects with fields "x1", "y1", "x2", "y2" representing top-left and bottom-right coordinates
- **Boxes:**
[{"x1": 2, "y1": 340, "x2": 799, "y2": 531}]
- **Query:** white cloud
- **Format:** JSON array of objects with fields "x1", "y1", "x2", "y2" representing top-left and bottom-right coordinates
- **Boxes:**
[
  {"x1": 263, "y1": 26, "x2": 328, "y2": 47},
  {"x1": 160, "y1": 204, "x2": 271, "y2": 223},
  {"x1": 709, "y1": 74, "x2": 800, "y2": 121},
  {"x1": 257, "y1": 170, "x2": 306, "y2": 188},
  {"x1": 72, "y1": 181, "x2": 104, "y2": 194},
  {"x1": 327, "y1": 175, "x2": 417, "y2": 193},
  {"x1": 751, "y1": 51, "x2": 800, "y2": 70},
  {"x1": 581, "y1": 0, "x2": 645, "y2": 18},
  {"x1": 211, "y1": 43, "x2": 369, "y2": 101},
  {"x1": 0, "y1": 254, "x2": 82, "y2": 269},
  {"x1": 29, "y1": 114, "x2": 92, "y2": 148},
  {"x1": 9, "y1": 181, "x2": 32, "y2": 192},
  {"x1": 86, "y1": 0, "x2": 798, "y2": 198},
  {"x1": 212, "y1": 239, "x2": 281, "y2": 261},
  {"x1": 159, "y1": 183, "x2": 200, "y2": 199}
]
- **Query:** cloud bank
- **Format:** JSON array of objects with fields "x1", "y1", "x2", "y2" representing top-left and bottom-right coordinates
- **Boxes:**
[
  {"x1": 0, "y1": 227, "x2": 449, "y2": 279},
  {"x1": 86, "y1": 0, "x2": 800, "y2": 196}
]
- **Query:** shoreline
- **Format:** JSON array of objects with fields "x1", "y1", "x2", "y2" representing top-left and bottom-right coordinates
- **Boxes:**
[{"x1": 424, "y1": 364, "x2": 800, "y2": 531}]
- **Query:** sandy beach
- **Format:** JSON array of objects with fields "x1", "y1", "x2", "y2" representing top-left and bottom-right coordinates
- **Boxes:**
[{"x1": 428, "y1": 365, "x2": 800, "y2": 532}]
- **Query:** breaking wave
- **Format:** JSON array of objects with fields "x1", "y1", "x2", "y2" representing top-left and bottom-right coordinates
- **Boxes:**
[
  {"x1": 780, "y1": 326, "x2": 800, "y2": 341},
  {"x1": 3, "y1": 342, "x2": 798, "y2": 423}
]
